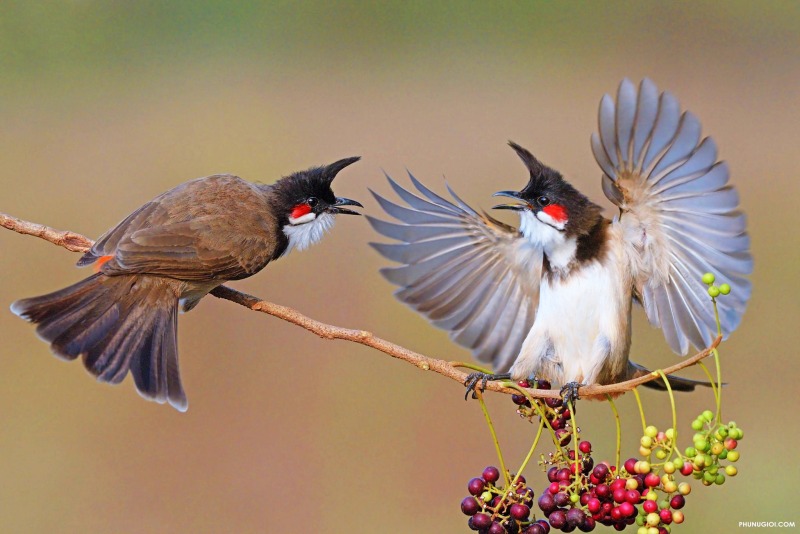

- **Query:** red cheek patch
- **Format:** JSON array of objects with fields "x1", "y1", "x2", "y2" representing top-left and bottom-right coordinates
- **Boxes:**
[
  {"x1": 543, "y1": 204, "x2": 568, "y2": 223},
  {"x1": 290, "y1": 203, "x2": 312, "y2": 219}
]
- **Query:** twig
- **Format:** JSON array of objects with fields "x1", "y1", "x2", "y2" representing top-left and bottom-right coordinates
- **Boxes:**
[{"x1": 1, "y1": 211, "x2": 720, "y2": 399}]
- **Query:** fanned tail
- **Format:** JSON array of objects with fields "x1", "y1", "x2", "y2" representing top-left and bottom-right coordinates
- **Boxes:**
[
  {"x1": 11, "y1": 273, "x2": 187, "y2": 411},
  {"x1": 628, "y1": 361, "x2": 717, "y2": 392}
]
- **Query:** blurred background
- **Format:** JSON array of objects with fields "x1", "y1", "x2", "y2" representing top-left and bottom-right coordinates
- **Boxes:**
[{"x1": 1, "y1": 2, "x2": 798, "y2": 532}]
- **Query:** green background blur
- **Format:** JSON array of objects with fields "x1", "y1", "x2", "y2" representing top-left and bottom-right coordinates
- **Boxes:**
[{"x1": 1, "y1": 2, "x2": 798, "y2": 533}]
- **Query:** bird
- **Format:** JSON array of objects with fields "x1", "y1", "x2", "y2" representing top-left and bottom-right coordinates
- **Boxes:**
[
  {"x1": 368, "y1": 78, "x2": 752, "y2": 403},
  {"x1": 11, "y1": 157, "x2": 363, "y2": 412}
]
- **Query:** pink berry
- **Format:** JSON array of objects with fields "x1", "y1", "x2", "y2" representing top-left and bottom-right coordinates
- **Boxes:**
[{"x1": 579, "y1": 441, "x2": 592, "y2": 454}]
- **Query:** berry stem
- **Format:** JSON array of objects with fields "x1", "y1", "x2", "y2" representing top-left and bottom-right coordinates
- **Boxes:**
[
  {"x1": 497, "y1": 419, "x2": 546, "y2": 512},
  {"x1": 475, "y1": 390, "x2": 510, "y2": 487},
  {"x1": 710, "y1": 296, "x2": 724, "y2": 420},
  {"x1": 632, "y1": 387, "x2": 647, "y2": 436},
  {"x1": 451, "y1": 361, "x2": 494, "y2": 374},
  {"x1": 568, "y1": 400, "x2": 580, "y2": 481},
  {"x1": 509, "y1": 383, "x2": 567, "y2": 459},
  {"x1": 656, "y1": 369, "x2": 678, "y2": 463},
  {"x1": 606, "y1": 393, "x2": 622, "y2": 471},
  {"x1": 697, "y1": 360, "x2": 721, "y2": 418}
]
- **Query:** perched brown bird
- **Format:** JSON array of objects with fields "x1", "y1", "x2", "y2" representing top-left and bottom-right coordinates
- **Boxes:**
[{"x1": 12, "y1": 157, "x2": 362, "y2": 411}]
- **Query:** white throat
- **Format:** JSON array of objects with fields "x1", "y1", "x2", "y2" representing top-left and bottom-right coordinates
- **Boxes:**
[
  {"x1": 282, "y1": 212, "x2": 335, "y2": 255},
  {"x1": 518, "y1": 210, "x2": 576, "y2": 270}
]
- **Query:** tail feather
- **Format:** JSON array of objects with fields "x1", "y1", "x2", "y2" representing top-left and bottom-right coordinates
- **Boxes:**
[
  {"x1": 629, "y1": 361, "x2": 718, "y2": 392},
  {"x1": 11, "y1": 274, "x2": 188, "y2": 411}
]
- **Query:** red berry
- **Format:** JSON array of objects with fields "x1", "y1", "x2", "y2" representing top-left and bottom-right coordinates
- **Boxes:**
[
  {"x1": 610, "y1": 479, "x2": 626, "y2": 491},
  {"x1": 482, "y1": 466, "x2": 500, "y2": 484},
  {"x1": 610, "y1": 506, "x2": 623, "y2": 521},
  {"x1": 538, "y1": 493, "x2": 556, "y2": 513},
  {"x1": 488, "y1": 523, "x2": 505, "y2": 534},
  {"x1": 566, "y1": 507, "x2": 587, "y2": 527},
  {"x1": 587, "y1": 498, "x2": 602, "y2": 513},
  {"x1": 625, "y1": 490, "x2": 641, "y2": 504},
  {"x1": 472, "y1": 513, "x2": 492, "y2": 529},
  {"x1": 579, "y1": 441, "x2": 592, "y2": 454},
  {"x1": 724, "y1": 438, "x2": 738, "y2": 450},
  {"x1": 660, "y1": 508, "x2": 673, "y2": 523},
  {"x1": 642, "y1": 500, "x2": 657, "y2": 514},
  {"x1": 595, "y1": 484, "x2": 610, "y2": 500},
  {"x1": 548, "y1": 510, "x2": 567, "y2": 529},
  {"x1": 510, "y1": 503, "x2": 531, "y2": 520},
  {"x1": 512, "y1": 394, "x2": 531, "y2": 406},
  {"x1": 461, "y1": 496, "x2": 481, "y2": 516},
  {"x1": 624, "y1": 458, "x2": 637, "y2": 474},
  {"x1": 549, "y1": 482, "x2": 560, "y2": 494},
  {"x1": 680, "y1": 463, "x2": 694, "y2": 476},
  {"x1": 670, "y1": 495, "x2": 686, "y2": 510},
  {"x1": 645, "y1": 473, "x2": 661, "y2": 487},
  {"x1": 618, "y1": 502, "x2": 635, "y2": 517},
  {"x1": 579, "y1": 515, "x2": 596, "y2": 532},
  {"x1": 468, "y1": 477, "x2": 485, "y2": 496},
  {"x1": 612, "y1": 488, "x2": 627, "y2": 504},
  {"x1": 554, "y1": 492, "x2": 570, "y2": 507},
  {"x1": 548, "y1": 466, "x2": 559, "y2": 482},
  {"x1": 537, "y1": 379, "x2": 552, "y2": 390},
  {"x1": 518, "y1": 379, "x2": 530, "y2": 388}
]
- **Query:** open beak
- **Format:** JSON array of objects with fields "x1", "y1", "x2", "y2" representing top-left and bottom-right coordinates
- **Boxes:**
[
  {"x1": 491, "y1": 190, "x2": 528, "y2": 211},
  {"x1": 328, "y1": 197, "x2": 363, "y2": 215}
]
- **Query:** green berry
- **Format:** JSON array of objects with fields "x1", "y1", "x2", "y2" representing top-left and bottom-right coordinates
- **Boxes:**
[
  {"x1": 691, "y1": 419, "x2": 704, "y2": 431},
  {"x1": 481, "y1": 491, "x2": 492, "y2": 502},
  {"x1": 685, "y1": 447, "x2": 697, "y2": 458},
  {"x1": 645, "y1": 425, "x2": 658, "y2": 438},
  {"x1": 641, "y1": 436, "x2": 654, "y2": 448},
  {"x1": 719, "y1": 283, "x2": 731, "y2": 295},
  {"x1": 694, "y1": 438, "x2": 709, "y2": 452},
  {"x1": 673, "y1": 458, "x2": 684, "y2": 469},
  {"x1": 702, "y1": 410, "x2": 714, "y2": 422},
  {"x1": 725, "y1": 465, "x2": 738, "y2": 476},
  {"x1": 701, "y1": 273, "x2": 715, "y2": 285},
  {"x1": 655, "y1": 449, "x2": 667, "y2": 460},
  {"x1": 665, "y1": 428, "x2": 676, "y2": 440},
  {"x1": 727, "y1": 450, "x2": 740, "y2": 462},
  {"x1": 715, "y1": 473, "x2": 726, "y2": 485},
  {"x1": 570, "y1": 493, "x2": 579, "y2": 503},
  {"x1": 707, "y1": 286, "x2": 720, "y2": 297}
]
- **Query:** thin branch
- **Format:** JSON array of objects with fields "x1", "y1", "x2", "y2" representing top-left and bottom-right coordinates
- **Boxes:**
[{"x1": 1, "y1": 211, "x2": 720, "y2": 399}]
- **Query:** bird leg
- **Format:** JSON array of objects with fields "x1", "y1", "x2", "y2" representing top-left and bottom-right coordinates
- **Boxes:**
[
  {"x1": 463, "y1": 372, "x2": 512, "y2": 400},
  {"x1": 559, "y1": 381, "x2": 584, "y2": 412}
]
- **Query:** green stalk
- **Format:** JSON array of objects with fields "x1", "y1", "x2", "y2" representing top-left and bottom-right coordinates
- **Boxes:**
[
  {"x1": 656, "y1": 370, "x2": 677, "y2": 462},
  {"x1": 476, "y1": 391, "x2": 510, "y2": 487},
  {"x1": 606, "y1": 394, "x2": 622, "y2": 471}
]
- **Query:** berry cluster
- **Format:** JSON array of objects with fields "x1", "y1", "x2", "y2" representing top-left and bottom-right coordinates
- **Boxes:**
[
  {"x1": 461, "y1": 466, "x2": 546, "y2": 533},
  {"x1": 684, "y1": 411, "x2": 742, "y2": 486},
  {"x1": 512, "y1": 379, "x2": 573, "y2": 447}
]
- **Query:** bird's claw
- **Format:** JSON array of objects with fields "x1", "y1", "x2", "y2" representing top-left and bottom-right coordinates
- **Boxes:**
[
  {"x1": 559, "y1": 381, "x2": 584, "y2": 412},
  {"x1": 464, "y1": 372, "x2": 511, "y2": 400}
]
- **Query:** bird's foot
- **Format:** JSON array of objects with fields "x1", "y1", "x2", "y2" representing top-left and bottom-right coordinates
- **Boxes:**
[
  {"x1": 559, "y1": 381, "x2": 585, "y2": 412},
  {"x1": 464, "y1": 372, "x2": 512, "y2": 400}
]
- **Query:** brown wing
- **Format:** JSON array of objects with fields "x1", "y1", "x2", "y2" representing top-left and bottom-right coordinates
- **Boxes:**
[{"x1": 81, "y1": 174, "x2": 280, "y2": 282}]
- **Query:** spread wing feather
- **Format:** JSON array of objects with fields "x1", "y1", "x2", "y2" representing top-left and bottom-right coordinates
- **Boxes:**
[
  {"x1": 592, "y1": 78, "x2": 752, "y2": 354},
  {"x1": 368, "y1": 173, "x2": 542, "y2": 372}
]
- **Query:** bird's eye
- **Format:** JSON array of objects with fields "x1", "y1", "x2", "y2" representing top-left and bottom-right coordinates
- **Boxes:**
[
  {"x1": 537, "y1": 196, "x2": 550, "y2": 207},
  {"x1": 307, "y1": 197, "x2": 319, "y2": 208}
]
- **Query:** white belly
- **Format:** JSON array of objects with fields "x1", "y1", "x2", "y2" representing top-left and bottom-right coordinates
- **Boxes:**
[{"x1": 511, "y1": 244, "x2": 631, "y2": 385}]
